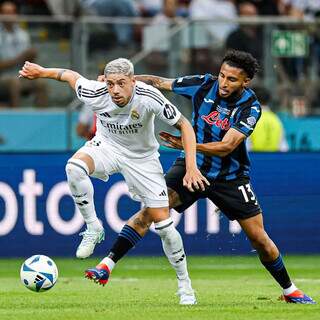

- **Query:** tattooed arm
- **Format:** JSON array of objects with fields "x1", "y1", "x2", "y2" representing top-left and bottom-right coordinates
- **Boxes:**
[
  {"x1": 19, "y1": 61, "x2": 81, "y2": 90},
  {"x1": 135, "y1": 75, "x2": 174, "y2": 91}
]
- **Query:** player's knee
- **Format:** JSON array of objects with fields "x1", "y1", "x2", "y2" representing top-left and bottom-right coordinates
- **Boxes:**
[
  {"x1": 251, "y1": 232, "x2": 272, "y2": 251},
  {"x1": 129, "y1": 209, "x2": 153, "y2": 232},
  {"x1": 140, "y1": 208, "x2": 154, "y2": 227},
  {"x1": 65, "y1": 158, "x2": 89, "y2": 183},
  {"x1": 168, "y1": 188, "x2": 182, "y2": 208}
]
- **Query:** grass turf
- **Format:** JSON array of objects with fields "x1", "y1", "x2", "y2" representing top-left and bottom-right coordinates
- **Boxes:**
[{"x1": 0, "y1": 256, "x2": 319, "y2": 320}]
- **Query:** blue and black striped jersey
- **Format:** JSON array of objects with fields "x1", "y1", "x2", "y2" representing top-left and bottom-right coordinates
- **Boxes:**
[{"x1": 172, "y1": 74, "x2": 261, "y2": 180}]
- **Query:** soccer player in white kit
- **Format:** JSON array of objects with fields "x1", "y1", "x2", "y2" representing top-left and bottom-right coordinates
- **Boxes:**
[{"x1": 19, "y1": 58, "x2": 209, "y2": 305}]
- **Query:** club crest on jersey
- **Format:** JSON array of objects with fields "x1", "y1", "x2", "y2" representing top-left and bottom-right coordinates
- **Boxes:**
[
  {"x1": 131, "y1": 109, "x2": 140, "y2": 120},
  {"x1": 163, "y1": 103, "x2": 176, "y2": 119},
  {"x1": 216, "y1": 105, "x2": 231, "y2": 115},
  {"x1": 201, "y1": 111, "x2": 230, "y2": 130}
]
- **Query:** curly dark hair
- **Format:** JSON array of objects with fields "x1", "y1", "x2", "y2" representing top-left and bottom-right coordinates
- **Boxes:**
[{"x1": 222, "y1": 50, "x2": 260, "y2": 79}]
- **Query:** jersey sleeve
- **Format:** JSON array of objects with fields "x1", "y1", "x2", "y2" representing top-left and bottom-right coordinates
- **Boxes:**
[
  {"x1": 172, "y1": 74, "x2": 208, "y2": 99},
  {"x1": 232, "y1": 100, "x2": 262, "y2": 137},
  {"x1": 148, "y1": 88, "x2": 182, "y2": 126},
  {"x1": 75, "y1": 77, "x2": 108, "y2": 111}
]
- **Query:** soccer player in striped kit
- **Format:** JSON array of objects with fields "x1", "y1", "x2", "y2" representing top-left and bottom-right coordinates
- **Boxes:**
[{"x1": 108, "y1": 50, "x2": 314, "y2": 304}]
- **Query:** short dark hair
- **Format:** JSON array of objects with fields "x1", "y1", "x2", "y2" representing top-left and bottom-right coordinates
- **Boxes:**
[{"x1": 222, "y1": 50, "x2": 259, "y2": 79}]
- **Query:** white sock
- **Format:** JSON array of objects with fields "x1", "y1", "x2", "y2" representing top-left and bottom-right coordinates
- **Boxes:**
[
  {"x1": 154, "y1": 217, "x2": 190, "y2": 281},
  {"x1": 65, "y1": 159, "x2": 100, "y2": 228},
  {"x1": 100, "y1": 257, "x2": 115, "y2": 272},
  {"x1": 283, "y1": 282, "x2": 298, "y2": 295},
  {"x1": 178, "y1": 277, "x2": 192, "y2": 290}
]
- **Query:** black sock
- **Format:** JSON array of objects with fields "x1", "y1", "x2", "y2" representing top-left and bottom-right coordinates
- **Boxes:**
[
  {"x1": 261, "y1": 254, "x2": 292, "y2": 289},
  {"x1": 107, "y1": 225, "x2": 142, "y2": 263}
]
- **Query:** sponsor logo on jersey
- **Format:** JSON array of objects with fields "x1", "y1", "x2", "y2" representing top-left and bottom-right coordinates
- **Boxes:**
[
  {"x1": 201, "y1": 111, "x2": 230, "y2": 130},
  {"x1": 204, "y1": 98, "x2": 230, "y2": 115},
  {"x1": 100, "y1": 120, "x2": 143, "y2": 134},
  {"x1": 216, "y1": 105, "x2": 231, "y2": 115},
  {"x1": 130, "y1": 109, "x2": 140, "y2": 120},
  {"x1": 163, "y1": 103, "x2": 177, "y2": 120},
  {"x1": 204, "y1": 98, "x2": 215, "y2": 104}
]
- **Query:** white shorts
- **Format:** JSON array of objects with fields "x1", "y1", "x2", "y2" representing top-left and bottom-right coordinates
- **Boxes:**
[{"x1": 77, "y1": 137, "x2": 169, "y2": 208}]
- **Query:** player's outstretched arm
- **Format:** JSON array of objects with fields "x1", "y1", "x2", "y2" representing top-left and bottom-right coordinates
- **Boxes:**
[
  {"x1": 160, "y1": 128, "x2": 246, "y2": 158},
  {"x1": 135, "y1": 75, "x2": 174, "y2": 91},
  {"x1": 197, "y1": 128, "x2": 246, "y2": 157},
  {"x1": 19, "y1": 61, "x2": 81, "y2": 90}
]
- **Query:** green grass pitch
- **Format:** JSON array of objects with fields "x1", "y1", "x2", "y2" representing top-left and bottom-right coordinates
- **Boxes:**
[{"x1": 0, "y1": 256, "x2": 319, "y2": 320}]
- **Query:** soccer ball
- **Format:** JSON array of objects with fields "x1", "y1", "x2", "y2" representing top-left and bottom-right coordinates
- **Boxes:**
[{"x1": 20, "y1": 255, "x2": 58, "y2": 292}]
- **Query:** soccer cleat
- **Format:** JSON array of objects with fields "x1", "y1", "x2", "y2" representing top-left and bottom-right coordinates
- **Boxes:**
[
  {"x1": 76, "y1": 228, "x2": 105, "y2": 259},
  {"x1": 281, "y1": 289, "x2": 316, "y2": 304},
  {"x1": 177, "y1": 287, "x2": 197, "y2": 305},
  {"x1": 85, "y1": 263, "x2": 110, "y2": 286}
]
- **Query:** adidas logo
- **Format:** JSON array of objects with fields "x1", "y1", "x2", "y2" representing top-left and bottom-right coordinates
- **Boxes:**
[
  {"x1": 175, "y1": 254, "x2": 185, "y2": 263},
  {"x1": 100, "y1": 112, "x2": 111, "y2": 118},
  {"x1": 76, "y1": 200, "x2": 89, "y2": 206},
  {"x1": 34, "y1": 274, "x2": 44, "y2": 283},
  {"x1": 158, "y1": 190, "x2": 167, "y2": 197}
]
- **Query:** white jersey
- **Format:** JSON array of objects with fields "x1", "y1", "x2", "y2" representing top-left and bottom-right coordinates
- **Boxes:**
[{"x1": 75, "y1": 78, "x2": 181, "y2": 158}]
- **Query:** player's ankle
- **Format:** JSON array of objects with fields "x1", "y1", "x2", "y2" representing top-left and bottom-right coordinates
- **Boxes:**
[
  {"x1": 178, "y1": 277, "x2": 192, "y2": 289},
  {"x1": 87, "y1": 219, "x2": 103, "y2": 232},
  {"x1": 283, "y1": 283, "x2": 297, "y2": 295},
  {"x1": 100, "y1": 257, "x2": 115, "y2": 272}
]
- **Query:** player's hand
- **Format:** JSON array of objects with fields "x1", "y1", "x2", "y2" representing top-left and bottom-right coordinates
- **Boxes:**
[
  {"x1": 183, "y1": 167, "x2": 210, "y2": 192},
  {"x1": 159, "y1": 131, "x2": 183, "y2": 150},
  {"x1": 19, "y1": 61, "x2": 44, "y2": 79},
  {"x1": 97, "y1": 75, "x2": 106, "y2": 82}
]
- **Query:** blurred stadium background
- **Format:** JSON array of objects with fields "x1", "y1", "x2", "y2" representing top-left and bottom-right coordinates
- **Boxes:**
[{"x1": 0, "y1": 1, "x2": 319, "y2": 319}]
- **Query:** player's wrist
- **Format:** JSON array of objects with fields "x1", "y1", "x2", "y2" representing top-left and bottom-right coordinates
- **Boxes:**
[
  {"x1": 40, "y1": 67, "x2": 52, "y2": 78},
  {"x1": 185, "y1": 159, "x2": 197, "y2": 171}
]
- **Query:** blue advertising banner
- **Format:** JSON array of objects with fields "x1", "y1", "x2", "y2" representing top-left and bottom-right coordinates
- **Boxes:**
[{"x1": 0, "y1": 151, "x2": 319, "y2": 257}]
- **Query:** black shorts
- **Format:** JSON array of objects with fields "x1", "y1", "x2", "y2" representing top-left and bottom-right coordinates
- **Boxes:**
[{"x1": 165, "y1": 158, "x2": 262, "y2": 221}]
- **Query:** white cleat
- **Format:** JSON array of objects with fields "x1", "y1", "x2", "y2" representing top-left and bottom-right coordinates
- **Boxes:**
[
  {"x1": 76, "y1": 229, "x2": 105, "y2": 259},
  {"x1": 177, "y1": 287, "x2": 197, "y2": 305}
]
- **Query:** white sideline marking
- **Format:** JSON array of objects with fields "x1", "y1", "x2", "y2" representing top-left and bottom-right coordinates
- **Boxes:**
[
  {"x1": 110, "y1": 278, "x2": 138, "y2": 282},
  {"x1": 296, "y1": 278, "x2": 320, "y2": 283},
  {"x1": 121, "y1": 264, "x2": 260, "y2": 270},
  {"x1": 120, "y1": 264, "x2": 319, "y2": 271}
]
